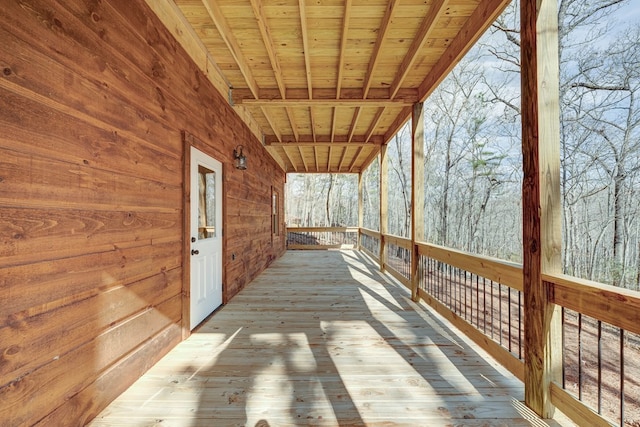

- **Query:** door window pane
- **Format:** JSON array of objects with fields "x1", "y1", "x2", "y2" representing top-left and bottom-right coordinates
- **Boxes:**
[{"x1": 198, "y1": 165, "x2": 216, "y2": 239}]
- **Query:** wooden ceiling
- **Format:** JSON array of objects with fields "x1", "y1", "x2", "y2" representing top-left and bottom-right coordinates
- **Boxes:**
[{"x1": 153, "y1": 0, "x2": 510, "y2": 173}]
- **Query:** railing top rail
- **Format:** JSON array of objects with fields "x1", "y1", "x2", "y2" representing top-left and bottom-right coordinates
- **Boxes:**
[
  {"x1": 286, "y1": 226, "x2": 359, "y2": 233},
  {"x1": 545, "y1": 272, "x2": 640, "y2": 335},
  {"x1": 384, "y1": 234, "x2": 412, "y2": 248},
  {"x1": 360, "y1": 227, "x2": 381, "y2": 238},
  {"x1": 416, "y1": 241, "x2": 523, "y2": 291}
]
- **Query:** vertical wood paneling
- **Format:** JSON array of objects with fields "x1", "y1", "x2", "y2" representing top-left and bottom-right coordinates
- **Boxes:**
[{"x1": 0, "y1": 0, "x2": 285, "y2": 423}]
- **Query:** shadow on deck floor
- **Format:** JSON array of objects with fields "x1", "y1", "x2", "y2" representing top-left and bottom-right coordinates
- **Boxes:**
[{"x1": 90, "y1": 250, "x2": 571, "y2": 427}]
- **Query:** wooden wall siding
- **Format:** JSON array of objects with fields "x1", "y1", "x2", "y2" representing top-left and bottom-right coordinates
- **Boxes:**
[{"x1": 0, "y1": 0, "x2": 285, "y2": 424}]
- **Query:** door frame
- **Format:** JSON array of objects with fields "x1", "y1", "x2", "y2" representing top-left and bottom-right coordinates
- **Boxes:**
[{"x1": 182, "y1": 131, "x2": 226, "y2": 338}]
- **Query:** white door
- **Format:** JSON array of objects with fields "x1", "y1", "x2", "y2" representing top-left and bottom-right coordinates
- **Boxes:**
[{"x1": 190, "y1": 147, "x2": 223, "y2": 330}]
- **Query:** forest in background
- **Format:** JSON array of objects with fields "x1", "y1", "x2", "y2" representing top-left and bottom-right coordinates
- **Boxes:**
[{"x1": 286, "y1": 0, "x2": 640, "y2": 290}]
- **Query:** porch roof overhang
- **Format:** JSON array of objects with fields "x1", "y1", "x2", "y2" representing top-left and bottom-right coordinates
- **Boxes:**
[{"x1": 148, "y1": 0, "x2": 511, "y2": 173}]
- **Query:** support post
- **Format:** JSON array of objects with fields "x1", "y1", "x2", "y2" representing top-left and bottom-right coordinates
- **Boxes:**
[
  {"x1": 379, "y1": 146, "x2": 388, "y2": 271},
  {"x1": 521, "y1": 0, "x2": 562, "y2": 418},
  {"x1": 411, "y1": 102, "x2": 425, "y2": 302},
  {"x1": 358, "y1": 172, "x2": 364, "y2": 250}
]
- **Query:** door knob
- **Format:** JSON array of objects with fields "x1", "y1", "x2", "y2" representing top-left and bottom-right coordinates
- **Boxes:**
[{"x1": 191, "y1": 249, "x2": 199, "y2": 255}]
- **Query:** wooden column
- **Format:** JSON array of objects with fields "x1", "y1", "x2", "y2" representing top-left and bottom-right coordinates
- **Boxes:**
[
  {"x1": 358, "y1": 172, "x2": 364, "y2": 250},
  {"x1": 411, "y1": 102, "x2": 425, "y2": 302},
  {"x1": 379, "y1": 146, "x2": 388, "y2": 271},
  {"x1": 521, "y1": 0, "x2": 563, "y2": 418}
]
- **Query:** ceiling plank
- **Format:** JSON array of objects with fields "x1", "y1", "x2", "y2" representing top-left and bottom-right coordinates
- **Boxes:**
[
  {"x1": 363, "y1": 0, "x2": 400, "y2": 99},
  {"x1": 201, "y1": 0, "x2": 260, "y2": 98},
  {"x1": 389, "y1": 0, "x2": 449, "y2": 99}
]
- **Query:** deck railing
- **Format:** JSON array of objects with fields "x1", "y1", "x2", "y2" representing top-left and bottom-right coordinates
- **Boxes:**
[
  {"x1": 286, "y1": 226, "x2": 358, "y2": 250},
  {"x1": 286, "y1": 225, "x2": 640, "y2": 426}
]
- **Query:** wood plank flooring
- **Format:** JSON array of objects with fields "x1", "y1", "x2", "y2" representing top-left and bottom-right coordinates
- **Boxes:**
[{"x1": 90, "y1": 250, "x2": 568, "y2": 426}]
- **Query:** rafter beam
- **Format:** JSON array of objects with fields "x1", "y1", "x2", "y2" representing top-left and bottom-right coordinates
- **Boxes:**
[
  {"x1": 363, "y1": 0, "x2": 400, "y2": 99},
  {"x1": 286, "y1": 107, "x2": 300, "y2": 142},
  {"x1": 389, "y1": 0, "x2": 448, "y2": 99},
  {"x1": 348, "y1": 107, "x2": 362, "y2": 142},
  {"x1": 299, "y1": 0, "x2": 313, "y2": 99},
  {"x1": 249, "y1": 0, "x2": 286, "y2": 98},
  {"x1": 261, "y1": 106, "x2": 282, "y2": 142},
  {"x1": 313, "y1": 146, "x2": 319, "y2": 171},
  {"x1": 418, "y1": 0, "x2": 511, "y2": 101},
  {"x1": 338, "y1": 146, "x2": 349, "y2": 171},
  {"x1": 280, "y1": 146, "x2": 297, "y2": 172},
  {"x1": 348, "y1": 146, "x2": 365, "y2": 172},
  {"x1": 336, "y1": 0, "x2": 353, "y2": 99},
  {"x1": 298, "y1": 146, "x2": 308, "y2": 172},
  {"x1": 201, "y1": 0, "x2": 260, "y2": 98},
  {"x1": 364, "y1": 107, "x2": 386, "y2": 143}
]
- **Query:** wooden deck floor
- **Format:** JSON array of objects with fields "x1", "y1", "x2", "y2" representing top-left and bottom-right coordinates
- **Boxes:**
[{"x1": 90, "y1": 250, "x2": 567, "y2": 427}]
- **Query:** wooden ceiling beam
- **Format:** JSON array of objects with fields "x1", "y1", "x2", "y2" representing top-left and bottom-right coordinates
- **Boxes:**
[
  {"x1": 338, "y1": 146, "x2": 349, "y2": 172},
  {"x1": 285, "y1": 107, "x2": 300, "y2": 142},
  {"x1": 298, "y1": 146, "x2": 308, "y2": 172},
  {"x1": 265, "y1": 134, "x2": 384, "y2": 144},
  {"x1": 240, "y1": 98, "x2": 411, "y2": 107},
  {"x1": 261, "y1": 106, "x2": 282, "y2": 142},
  {"x1": 363, "y1": 0, "x2": 400, "y2": 99},
  {"x1": 249, "y1": 0, "x2": 286, "y2": 98},
  {"x1": 233, "y1": 88, "x2": 419, "y2": 102},
  {"x1": 327, "y1": 146, "x2": 333, "y2": 172},
  {"x1": 330, "y1": 108, "x2": 338, "y2": 142},
  {"x1": 201, "y1": 0, "x2": 260, "y2": 98},
  {"x1": 389, "y1": 0, "x2": 449, "y2": 99},
  {"x1": 365, "y1": 107, "x2": 386, "y2": 143},
  {"x1": 348, "y1": 146, "x2": 365, "y2": 172},
  {"x1": 359, "y1": 146, "x2": 382, "y2": 173},
  {"x1": 249, "y1": 0, "x2": 300, "y2": 140},
  {"x1": 299, "y1": 0, "x2": 313, "y2": 99},
  {"x1": 347, "y1": 107, "x2": 362, "y2": 142},
  {"x1": 280, "y1": 146, "x2": 297, "y2": 172},
  {"x1": 313, "y1": 146, "x2": 319, "y2": 171},
  {"x1": 268, "y1": 142, "x2": 380, "y2": 148},
  {"x1": 336, "y1": 0, "x2": 352, "y2": 99}
]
